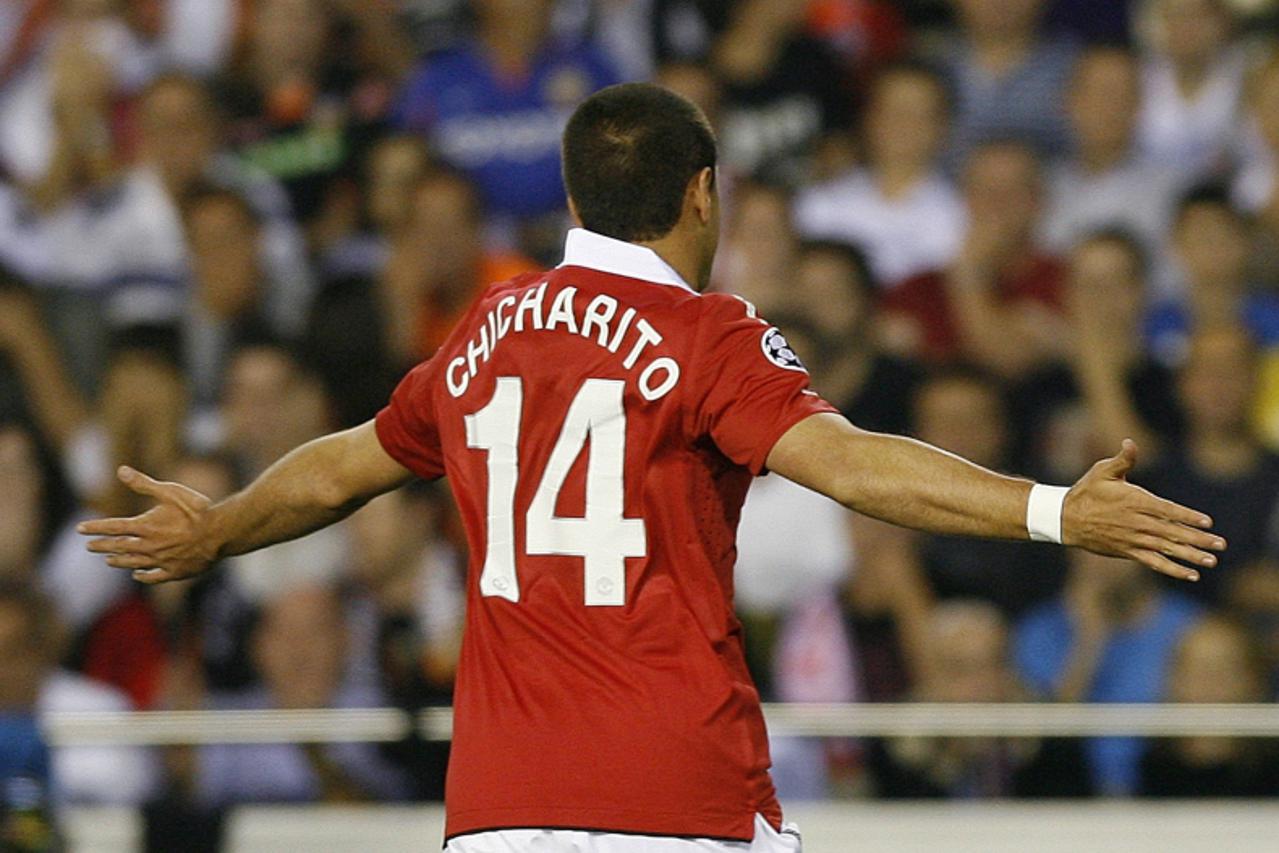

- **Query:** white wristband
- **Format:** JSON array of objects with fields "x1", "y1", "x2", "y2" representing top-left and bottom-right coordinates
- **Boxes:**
[{"x1": 1026, "y1": 484, "x2": 1069, "y2": 544}]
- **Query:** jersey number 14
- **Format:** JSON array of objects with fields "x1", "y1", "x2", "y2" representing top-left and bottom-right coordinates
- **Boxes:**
[{"x1": 465, "y1": 377, "x2": 647, "y2": 606}]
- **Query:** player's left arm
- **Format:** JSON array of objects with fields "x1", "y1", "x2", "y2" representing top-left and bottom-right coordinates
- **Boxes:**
[
  {"x1": 765, "y1": 412, "x2": 1225, "y2": 582},
  {"x1": 79, "y1": 421, "x2": 414, "y2": 584}
]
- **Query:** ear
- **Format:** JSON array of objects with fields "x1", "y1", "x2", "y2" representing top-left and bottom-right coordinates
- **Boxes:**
[
  {"x1": 567, "y1": 196, "x2": 583, "y2": 227},
  {"x1": 690, "y1": 167, "x2": 716, "y2": 225}
]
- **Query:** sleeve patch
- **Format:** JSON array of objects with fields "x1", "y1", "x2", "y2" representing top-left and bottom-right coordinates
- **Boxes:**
[{"x1": 761, "y1": 327, "x2": 807, "y2": 372}]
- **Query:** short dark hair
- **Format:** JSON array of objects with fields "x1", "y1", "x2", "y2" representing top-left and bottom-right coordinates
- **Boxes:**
[
  {"x1": 868, "y1": 58, "x2": 953, "y2": 117},
  {"x1": 181, "y1": 183, "x2": 260, "y2": 229},
  {"x1": 1076, "y1": 226, "x2": 1150, "y2": 279},
  {"x1": 1174, "y1": 182, "x2": 1247, "y2": 229},
  {"x1": 562, "y1": 83, "x2": 717, "y2": 242},
  {"x1": 797, "y1": 239, "x2": 879, "y2": 299}
]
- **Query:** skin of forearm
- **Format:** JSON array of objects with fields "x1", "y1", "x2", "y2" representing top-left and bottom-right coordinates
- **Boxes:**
[
  {"x1": 206, "y1": 429, "x2": 400, "y2": 558},
  {"x1": 770, "y1": 414, "x2": 1034, "y2": 540}
]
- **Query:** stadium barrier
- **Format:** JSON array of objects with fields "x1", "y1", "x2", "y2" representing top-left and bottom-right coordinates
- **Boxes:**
[
  {"x1": 45, "y1": 704, "x2": 1279, "y2": 851},
  {"x1": 42, "y1": 702, "x2": 1279, "y2": 746},
  {"x1": 63, "y1": 801, "x2": 1279, "y2": 853}
]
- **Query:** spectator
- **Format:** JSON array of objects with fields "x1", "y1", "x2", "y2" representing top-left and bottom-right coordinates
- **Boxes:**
[
  {"x1": 1137, "y1": 0, "x2": 1246, "y2": 183},
  {"x1": 218, "y1": 334, "x2": 330, "y2": 481},
  {"x1": 1042, "y1": 46, "x2": 1182, "y2": 274},
  {"x1": 942, "y1": 0, "x2": 1077, "y2": 164},
  {"x1": 1014, "y1": 551, "x2": 1203, "y2": 795},
  {"x1": 158, "y1": 451, "x2": 254, "y2": 695},
  {"x1": 0, "y1": 581, "x2": 59, "y2": 848},
  {"x1": 793, "y1": 62, "x2": 964, "y2": 286},
  {"x1": 1139, "y1": 616, "x2": 1279, "y2": 797},
  {"x1": 316, "y1": 134, "x2": 433, "y2": 282},
  {"x1": 1144, "y1": 186, "x2": 1279, "y2": 441},
  {"x1": 714, "y1": 180, "x2": 798, "y2": 316},
  {"x1": 709, "y1": 0, "x2": 855, "y2": 181},
  {"x1": 0, "y1": 274, "x2": 89, "y2": 453},
  {"x1": 182, "y1": 188, "x2": 293, "y2": 407},
  {"x1": 214, "y1": 0, "x2": 410, "y2": 244},
  {"x1": 1135, "y1": 326, "x2": 1279, "y2": 605},
  {"x1": 196, "y1": 586, "x2": 410, "y2": 806},
  {"x1": 775, "y1": 240, "x2": 923, "y2": 435},
  {"x1": 217, "y1": 335, "x2": 350, "y2": 603},
  {"x1": 0, "y1": 0, "x2": 149, "y2": 198},
  {"x1": 869, "y1": 600, "x2": 1092, "y2": 798},
  {"x1": 839, "y1": 510, "x2": 931, "y2": 703},
  {"x1": 1015, "y1": 230, "x2": 1185, "y2": 483},
  {"x1": 380, "y1": 168, "x2": 540, "y2": 367},
  {"x1": 63, "y1": 329, "x2": 189, "y2": 709},
  {"x1": 907, "y1": 367, "x2": 1067, "y2": 617},
  {"x1": 0, "y1": 410, "x2": 118, "y2": 659},
  {"x1": 35, "y1": 72, "x2": 311, "y2": 388},
  {"x1": 1, "y1": 577, "x2": 158, "y2": 810},
  {"x1": 345, "y1": 484, "x2": 464, "y2": 710},
  {"x1": 345, "y1": 484, "x2": 464, "y2": 799},
  {"x1": 1234, "y1": 55, "x2": 1279, "y2": 293},
  {"x1": 653, "y1": 61, "x2": 724, "y2": 136},
  {"x1": 396, "y1": 0, "x2": 621, "y2": 227},
  {"x1": 882, "y1": 141, "x2": 1068, "y2": 379}
]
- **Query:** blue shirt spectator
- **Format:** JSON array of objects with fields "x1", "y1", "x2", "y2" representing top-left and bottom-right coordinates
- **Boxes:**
[
  {"x1": 395, "y1": 40, "x2": 620, "y2": 220},
  {"x1": 1014, "y1": 584, "x2": 1202, "y2": 795},
  {"x1": 0, "y1": 715, "x2": 49, "y2": 785},
  {"x1": 1145, "y1": 294, "x2": 1279, "y2": 368}
]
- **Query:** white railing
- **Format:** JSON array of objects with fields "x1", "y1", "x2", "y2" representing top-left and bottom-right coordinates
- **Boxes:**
[{"x1": 40, "y1": 703, "x2": 1279, "y2": 746}]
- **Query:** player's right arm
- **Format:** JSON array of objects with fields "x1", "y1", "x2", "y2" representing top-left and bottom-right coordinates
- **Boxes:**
[
  {"x1": 79, "y1": 420, "x2": 414, "y2": 584},
  {"x1": 765, "y1": 413, "x2": 1224, "y2": 582}
]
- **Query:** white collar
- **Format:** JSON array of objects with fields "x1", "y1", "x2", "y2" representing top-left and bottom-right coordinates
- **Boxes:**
[{"x1": 557, "y1": 228, "x2": 696, "y2": 292}]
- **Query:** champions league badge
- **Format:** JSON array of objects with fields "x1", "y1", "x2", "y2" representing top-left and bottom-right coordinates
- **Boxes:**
[{"x1": 761, "y1": 327, "x2": 807, "y2": 372}]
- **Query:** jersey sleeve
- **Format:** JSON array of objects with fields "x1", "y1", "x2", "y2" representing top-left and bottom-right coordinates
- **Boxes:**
[
  {"x1": 687, "y1": 294, "x2": 839, "y2": 475},
  {"x1": 375, "y1": 355, "x2": 447, "y2": 480}
]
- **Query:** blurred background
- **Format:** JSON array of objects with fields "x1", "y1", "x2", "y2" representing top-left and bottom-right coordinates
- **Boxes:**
[{"x1": 2, "y1": 0, "x2": 1279, "y2": 850}]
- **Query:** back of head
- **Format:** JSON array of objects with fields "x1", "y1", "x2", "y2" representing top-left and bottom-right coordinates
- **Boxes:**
[{"x1": 562, "y1": 83, "x2": 717, "y2": 243}]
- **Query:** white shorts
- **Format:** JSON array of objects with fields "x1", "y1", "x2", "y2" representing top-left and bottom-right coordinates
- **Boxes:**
[{"x1": 444, "y1": 814, "x2": 802, "y2": 853}]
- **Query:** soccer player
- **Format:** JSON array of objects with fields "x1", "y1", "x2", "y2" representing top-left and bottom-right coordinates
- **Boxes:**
[{"x1": 80, "y1": 84, "x2": 1224, "y2": 852}]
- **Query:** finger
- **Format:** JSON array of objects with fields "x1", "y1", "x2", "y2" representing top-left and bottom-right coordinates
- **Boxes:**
[
  {"x1": 77, "y1": 517, "x2": 144, "y2": 537},
  {"x1": 1097, "y1": 439, "x2": 1139, "y2": 480},
  {"x1": 105, "y1": 553, "x2": 160, "y2": 571},
  {"x1": 117, "y1": 466, "x2": 176, "y2": 501},
  {"x1": 1137, "y1": 518, "x2": 1226, "y2": 552},
  {"x1": 1137, "y1": 492, "x2": 1214, "y2": 529},
  {"x1": 1131, "y1": 534, "x2": 1217, "y2": 569},
  {"x1": 132, "y1": 569, "x2": 175, "y2": 585},
  {"x1": 1131, "y1": 548, "x2": 1200, "y2": 582},
  {"x1": 86, "y1": 536, "x2": 150, "y2": 555}
]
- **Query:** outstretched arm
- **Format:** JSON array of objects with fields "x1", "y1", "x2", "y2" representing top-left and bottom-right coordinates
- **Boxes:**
[
  {"x1": 766, "y1": 413, "x2": 1224, "y2": 582},
  {"x1": 79, "y1": 421, "x2": 414, "y2": 583}
]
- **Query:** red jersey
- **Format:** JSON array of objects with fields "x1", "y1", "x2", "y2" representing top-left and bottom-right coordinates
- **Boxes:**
[{"x1": 375, "y1": 228, "x2": 836, "y2": 843}]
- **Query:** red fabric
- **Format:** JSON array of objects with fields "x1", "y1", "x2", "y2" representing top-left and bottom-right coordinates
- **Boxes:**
[
  {"x1": 81, "y1": 594, "x2": 167, "y2": 709},
  {"x1": 376, "y1": 266, "x2": 835, "y2": 842},
  {"x1": 881, "y1": 254, "x2": 1065, "y2": 362}
]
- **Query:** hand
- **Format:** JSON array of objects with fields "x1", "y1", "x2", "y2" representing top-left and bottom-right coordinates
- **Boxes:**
[
  {"x1": 1062, "y1": 440, "x2": 1225, "y2": 581},
  {"x1": 79, "y1": 466, "x2": 220, "y2": 584}
]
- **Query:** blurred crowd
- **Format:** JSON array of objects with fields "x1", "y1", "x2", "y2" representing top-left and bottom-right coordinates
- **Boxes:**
[{"x1": 3, "y1": 0, "x2": 1279, "y2": 846}]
